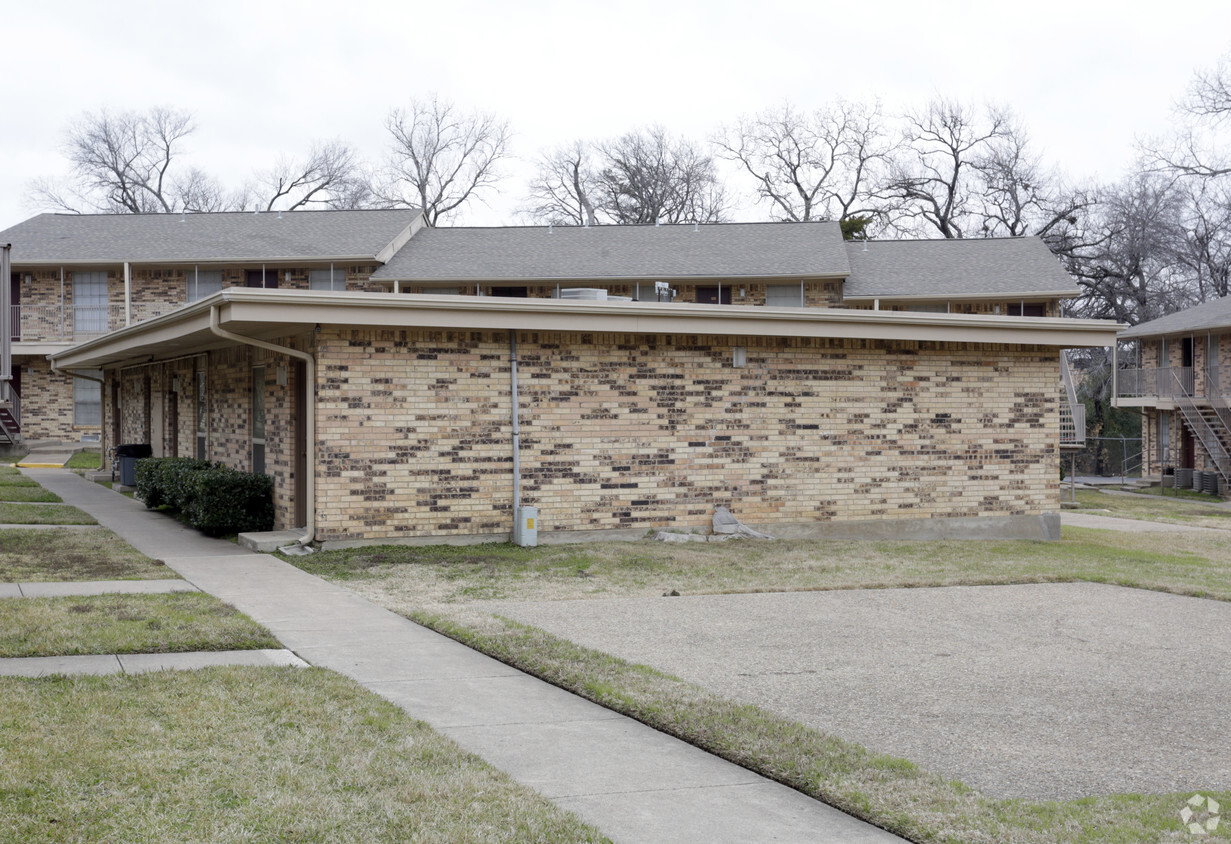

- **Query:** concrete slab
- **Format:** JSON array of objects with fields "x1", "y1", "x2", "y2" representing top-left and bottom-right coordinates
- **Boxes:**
[
  {"x1": 237, "y1": 529, "x2": 304, "y2": 552},
  {"x1": 443, "y1": 717, "x2": 762, "y2": 798},
  {"x1": 493, "y1": 583, "x2": 1231, "y2": 800},
  {"x1": 556, "y1": 782, "x2": 894, "y2": 844},
  {"x1": 0, "y1": 584, "x2": 22, "y2": 598},
  {"x1": 368, "y1": 675, "x2": 626, "y2": 728},
  {"x1": 0, "y1": 654, "x2": 122, "y2": 676},
  {"x1": 119, "y1": 649, "x2": 308, "y2": 673},
  {"x1": 18, "y1": 579, "x2": 195, "y2": 597}
]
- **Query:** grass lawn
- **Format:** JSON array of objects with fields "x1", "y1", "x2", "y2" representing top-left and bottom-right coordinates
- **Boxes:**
[
  {"x1": 0, "y1": 453, "x2": 26, "y2": 465},
  {"x1": 0, "y1": 486, "x2": 62, "y2": 503},
  {"x1": 0, "y1": 468, "x2": 36, "y2": 485},
  {"x1": 1074, "y1": 487, "x2": 1231, "y2": 528},
  {"x1": 0, "y1": 667, "x2": 606, "y2": 843},
  {"x1": 288, "y1": 523, "x2": 1231, "y2": 843},
  {"x1": 0, "y1": 593, "x2": 279, "y2": 658},
  {"x1": 0, "y1": 528, "x2": 174, "y2": 582},
  {"x1": 63, "y1": 451, "x2": 102, "y2": 470},
  {"x1": 0, "y1": 502, "x2": 96, "y2": 525}
]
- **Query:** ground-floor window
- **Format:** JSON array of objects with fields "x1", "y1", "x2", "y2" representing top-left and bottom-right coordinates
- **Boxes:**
[
  {"x1": 73, "y1": 371, "x2": 102, "y2": 426},
  {"x1": 252, "y1": 365, "x2": 266, "y2": 474}
]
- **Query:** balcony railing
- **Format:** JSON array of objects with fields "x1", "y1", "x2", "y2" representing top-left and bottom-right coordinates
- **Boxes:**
[
  {"x1": 9, "y1": 302, "x2": 185, "y2": 343},
  {"x1": 1116, "y1": 366, "x2": 1195, "y2": 399}
]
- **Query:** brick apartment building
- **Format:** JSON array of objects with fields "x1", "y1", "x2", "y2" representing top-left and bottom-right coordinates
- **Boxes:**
[{"x1": 2, "y1": 210, "x2": 1118, "y2": 545}]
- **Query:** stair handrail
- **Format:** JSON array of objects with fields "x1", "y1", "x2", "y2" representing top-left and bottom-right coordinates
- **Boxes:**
[
  {"x1": 1059, "y1": 354, "x2": 1086, "y2": 446},
  {"x1": 0, "y1": 380, "x2": 19, "y2": 443},
  {"x1": 1205, "y1": 356, "x2": 1231, "y2": 434},
  {"x1": 1171, "y1": 369, "x2": 1231, "y2": 483}
]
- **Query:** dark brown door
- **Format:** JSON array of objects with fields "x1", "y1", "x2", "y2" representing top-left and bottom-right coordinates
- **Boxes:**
[
  {"x1": 166, "y1": 392, "x2": 178, "y2": 458},
  {"x1": 293, "y1": 360, "x2": 308, "y2": 527},
  {"x1": 696, "y1": 286, "x2": 732, "y2": 305},
  {"x1": 490, "y1": 286, "x2": 528, "y2": 298},
  {"x1": 246, "y1": 270, "x2": 279, "y2": 289}
]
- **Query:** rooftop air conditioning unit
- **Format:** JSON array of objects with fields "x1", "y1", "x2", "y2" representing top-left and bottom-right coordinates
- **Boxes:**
[{"x1": 556, "y1": 288, "x2": 608, "y2": 300}]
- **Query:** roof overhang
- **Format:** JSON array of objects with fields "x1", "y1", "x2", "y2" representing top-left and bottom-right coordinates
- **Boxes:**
[
  {"x1": 842, "y1": 289, "x2": 1081, "y2": 302},
  {"x1": 368, "y1": 272, "x2": 849, "y2": 284},
  {"x1": 48, "y1": 289, "x2": 1123, "y2": 370}
]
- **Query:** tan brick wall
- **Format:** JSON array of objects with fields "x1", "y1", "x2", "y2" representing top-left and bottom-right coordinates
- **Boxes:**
[
  {"x1": 313, "y1": 328, "x2": 1060, "y2": 543},
  {"x1": 12, "y1": 357, "x2": 84, "y2": 440},
  {"x1": 115, "y1": 343, "x2": 305, "y2": 530}
]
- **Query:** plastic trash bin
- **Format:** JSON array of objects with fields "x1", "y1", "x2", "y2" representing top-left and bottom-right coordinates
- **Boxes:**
[{"x1": 116, "y1": 443, "x2": 153, "y2": 486}]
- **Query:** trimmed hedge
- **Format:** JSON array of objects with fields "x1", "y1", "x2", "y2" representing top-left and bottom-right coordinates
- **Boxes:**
[{"x1": 135, "y1": 457, "x2": 274, "y2": 537}]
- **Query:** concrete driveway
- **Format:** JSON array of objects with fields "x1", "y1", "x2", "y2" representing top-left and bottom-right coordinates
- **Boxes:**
[{"x1": 492, "y1": 582, "x2": 1231, "y2": 800}]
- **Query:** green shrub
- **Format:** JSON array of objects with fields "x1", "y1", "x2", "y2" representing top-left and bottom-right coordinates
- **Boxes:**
[
  {"x1": 135, "y1": 457, "x2": 212, "y2": 509},
  {"x1": 181, "y1": 467, "x2": 275, "y2": 537},
  {"x1": 136, "y1": 458, "x2": 273, "y2": 536}
]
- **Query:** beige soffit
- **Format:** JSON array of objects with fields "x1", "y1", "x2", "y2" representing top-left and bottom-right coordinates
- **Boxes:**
[{"x1": 49, "y1": 289, "x2": 1123, "y2": 370}]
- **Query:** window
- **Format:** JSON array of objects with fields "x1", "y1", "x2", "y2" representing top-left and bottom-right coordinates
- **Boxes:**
[
  {"x1": 73, "y1": 272, "x2": 108, "y2": 333},
  {"x1": 905, "y1": 302, "x2": 948, "y2": 313},
  {"x1": 766, "y1": 284, "x2": 805, "y2": 307},
  {"x1": 1008, "y1": 303, "x2": 1046, "y2": 317},
  {"x1": 73, "y1": 371, "x2": 102, "y2": 426},
  {"x1": 252, "y1": 365, "x2": 266, "y2": 474},
  {"x1": 695, "y1": 286, "x2": 731, "y2": 305},
  {"x1": 417, "y1": 286, "x2": 461, "y2": 295},
  {"x1": 187, "y1": 270, "x2": 223, "y2": 302},
  {"x1": 309, "y1": 267, "x2": 346, "y2": 291}
]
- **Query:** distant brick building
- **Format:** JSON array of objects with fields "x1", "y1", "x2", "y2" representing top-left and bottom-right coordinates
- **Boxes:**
[{"x1": 2, "y1": 211, "x2": 1117, "y2": 544}]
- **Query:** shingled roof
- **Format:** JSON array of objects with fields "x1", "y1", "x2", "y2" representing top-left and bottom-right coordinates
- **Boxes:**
[
  {"x1": 1119, "y1": 295, "x2": 1231, "y2": 338},
  {"x1": 370, "y1": 221, "x2": 850, "y2": 282},
  {"x1": 0, "y1": 209, "x2": 422, "y2": 264},
  {"x1": 843, "y1": 236, "x2": 1080, "y2": 300}
]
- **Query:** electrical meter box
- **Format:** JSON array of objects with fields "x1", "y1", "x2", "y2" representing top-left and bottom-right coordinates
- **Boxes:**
[{"x1": 513, "y1": 506, "x2": 539, "y2": 547}]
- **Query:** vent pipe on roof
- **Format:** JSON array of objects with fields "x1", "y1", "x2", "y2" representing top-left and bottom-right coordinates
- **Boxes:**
[
  {"x1": 548, "y1": 223, "x2": 552, "y2": 233},
  {"x1": 694, "y1": 221, "x2": 698, "y2": 232},
  {"x1": 277, "y1": 209, "x2": 282, "y2": 220}
]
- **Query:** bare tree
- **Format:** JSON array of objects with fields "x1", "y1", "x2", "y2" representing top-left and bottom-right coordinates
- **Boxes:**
[
  {"x1": 378, "y1": 95, "x2": 512, "y2": 226},
  {"x1": 1175, "y1": 179, "x2": 1231, "y2": 302},
  {"x1": 522, "y1": 140, "x2": 600, "y2": 226},
  {"x1": 886, "y1": 99, "x2": 1011, "y2": 238},
  {"x1": 29, "y1": 107, "x2": 199, "y2": 213},
  {"x1": 594, "y1": 126, "x2": 726, "y2": 225},
  {"x1": 251, "y1": 140, "x2": 370, "y2": 211},
  {"x1": 1065, "y1": 173, "x2": 1191, "y2": 324},
  {"x1": 1145, "y1": 50, "x2": 1231, "y2": 179},
  {"x1": 712, "y1": 100, "x2": 895, "y2": 230}
]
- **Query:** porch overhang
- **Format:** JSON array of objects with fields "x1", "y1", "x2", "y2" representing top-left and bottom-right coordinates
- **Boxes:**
[{"x1": 49, "y1": 288, "x2": 1123, "y2": 371}]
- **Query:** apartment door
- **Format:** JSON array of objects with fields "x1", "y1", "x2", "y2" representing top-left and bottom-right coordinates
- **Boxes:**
[
  {"x1": 246, "y1": 270, "x2": 280, "y2": 289},
  {"x1": 695, "y1": 286, "x2": 732, "y2": 305}
]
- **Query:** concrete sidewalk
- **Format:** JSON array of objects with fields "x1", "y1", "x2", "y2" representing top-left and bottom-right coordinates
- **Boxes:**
[
  {"x1": 0, "y1": 578, "x2": 194, "y2": 598},
  {"x1": 0, "y1": 648, "x2": 307, "y2": 677},
  {"x1": 22, "y1": 468, "x2": 901, "y2": 844}
]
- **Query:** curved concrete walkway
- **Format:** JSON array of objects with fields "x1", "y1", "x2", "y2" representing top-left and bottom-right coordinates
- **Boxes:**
[
  {"x1": 20, "y1": 468, "x2": 901, "y2": 844},
  {"x1": 1062, "y1": 511, "x2": 1231, "y2": 533}
]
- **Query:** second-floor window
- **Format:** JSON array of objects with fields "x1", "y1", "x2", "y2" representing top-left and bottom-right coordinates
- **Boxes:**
[
  {"x1": 73, "y1": 272, "x2": 108, "y2": 333},
  {"x1": 309, "y1": 268, "x2": 346, "y2": 291},
  {"x1": 187, "y1": 270, "x2": 223, "y2": 303}
]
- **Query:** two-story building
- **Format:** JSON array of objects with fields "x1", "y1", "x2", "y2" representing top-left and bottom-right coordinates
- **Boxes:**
[
  {"x1": 3, "y1": 210, "x2": 1118, "y2": 545},
  {"x1": 1113, "y1": 297, "x2": 1231, "y2": 494}
]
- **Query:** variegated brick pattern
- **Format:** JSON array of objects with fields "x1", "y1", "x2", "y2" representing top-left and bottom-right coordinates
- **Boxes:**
[{"x1": 313, "y1": 328, "x2": 1060, "y2": 542}]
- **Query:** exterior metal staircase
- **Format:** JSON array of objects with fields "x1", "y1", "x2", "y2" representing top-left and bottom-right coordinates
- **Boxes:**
[
  {"x1": 0, "y1": 381, "x2": 19, "y2": 446},
  {"x1": 1171, "y1": 369, "x2": 1231, "y2": 486},
  {"x1": 1059, "y1": 354, "x2": 1086, "y2": 450}
]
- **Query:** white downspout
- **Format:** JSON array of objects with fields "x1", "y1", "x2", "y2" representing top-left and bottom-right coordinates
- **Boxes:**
[
  {"x1": 510, "y1": 331, "x2": 521, "y2": 523},
  {"x1": 208, "y1": 305, "x2": 316, "y2": 547}
]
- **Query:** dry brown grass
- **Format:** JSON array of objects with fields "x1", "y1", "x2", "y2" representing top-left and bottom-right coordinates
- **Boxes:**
[{"x1": 0, "y1": 528, "x2": 174, "y2": 582}]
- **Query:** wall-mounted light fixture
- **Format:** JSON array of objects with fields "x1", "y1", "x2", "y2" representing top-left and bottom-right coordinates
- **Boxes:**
[
  {"x1": 276, "y1": 365, "x2": 288, "y2": 387},
  {"x1": 22, "y1": 273, "x2": 32, "y2": 285},
  {"x1": 733, "y1": 347, "x2": 747, "y2": 368}
]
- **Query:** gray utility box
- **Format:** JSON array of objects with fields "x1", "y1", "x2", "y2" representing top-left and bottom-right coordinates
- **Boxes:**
[
  {"x1": 513, "y1": 506, "x2": 539, "y2": 547},
  {"x1": 115, "y1": 443, "x2": 153, "y2": 486}
]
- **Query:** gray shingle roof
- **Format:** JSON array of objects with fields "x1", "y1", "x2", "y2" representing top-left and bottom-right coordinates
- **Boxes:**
[
  {"x1": 0, "y1": 210, "x2": 421, "y2": 264},
  {"x1": 843, "y1": 236, "x2": 1080, "y2": 299},
  {"x1": 1120, "y1": 296, "x2": 1231, "y2": 338},
  {"x1": 370, "y1": 221, "x2": 850, "y2": 281}
]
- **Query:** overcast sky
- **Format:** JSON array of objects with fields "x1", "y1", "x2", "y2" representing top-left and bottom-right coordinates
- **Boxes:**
[{"x1": 4, "y1": 0, "x2": 1230, "y2": 231}]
